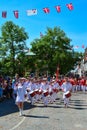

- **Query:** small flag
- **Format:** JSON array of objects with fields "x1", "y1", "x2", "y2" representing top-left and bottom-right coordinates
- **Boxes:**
[
  {"x1": 14, "y1": 10, "x2": 19, "y2": 18},
  {"x1": 82, "y1": 45, "x2": 85, "y2": 48},
  {"x1": 55, "y1": 6, "x2": 61, "y2": 13},
  {"x1": 2, "y1": 11, "x2": 7, "y2": 18},
  {"x1": 66, "y1": 3, "x2": 74, "y2": 10},
  {"x1": 27, "y1": 9, "x2": 37, "y2": 16},
  {"x1": 43, "y1": 7, "x2": 50, "y2": 13}
]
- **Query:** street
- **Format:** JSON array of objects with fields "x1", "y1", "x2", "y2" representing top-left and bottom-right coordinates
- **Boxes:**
[{"x1": 0, "y1": 91, "x2": 87, "y2": 130}]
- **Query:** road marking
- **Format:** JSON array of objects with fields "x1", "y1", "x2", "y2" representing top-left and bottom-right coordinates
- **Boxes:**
[{"x1": 9, "y1": 117, "x2": 26, "y2": 130}]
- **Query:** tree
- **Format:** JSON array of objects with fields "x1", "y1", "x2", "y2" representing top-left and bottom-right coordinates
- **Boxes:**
[
  {"x1": 0, "y1": 21, "x2": 29, "y2": 76},
  {"x1": 30, "y1": 26, "x2": 78, "y2": 75}
]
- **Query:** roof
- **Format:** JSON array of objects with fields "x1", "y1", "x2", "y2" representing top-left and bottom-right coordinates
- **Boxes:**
[{"x1": 25, "y1": 51, "x2": 36, "y2": 56}]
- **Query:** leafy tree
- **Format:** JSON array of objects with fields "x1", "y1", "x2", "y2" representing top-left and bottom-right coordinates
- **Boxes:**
[
  {"x1": 0, "y1": 21, "x2": 29, "y2": 76},
  {"x1": 30, "y1": 26, "x2": 80, "y2": 75}
]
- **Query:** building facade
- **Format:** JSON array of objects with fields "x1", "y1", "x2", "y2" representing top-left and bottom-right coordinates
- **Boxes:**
[{"x1": 75, "y1": 48, "x2": 87, "y2": 77}]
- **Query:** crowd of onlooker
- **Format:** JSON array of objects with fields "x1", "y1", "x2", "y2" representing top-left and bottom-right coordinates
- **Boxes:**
[{"x1": 0, "y1": 75, "x2": 13, "y2": 101}]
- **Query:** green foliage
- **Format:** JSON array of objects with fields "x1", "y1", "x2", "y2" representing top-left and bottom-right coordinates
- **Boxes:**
[
  {"x1": 0, "y1": 21, "x2": 29, "y2": 76},
  {"x1": 31, "y1": 26, "x2": 83, "y2": 75},
  {"x1": 0, "y1": 24, "x2": 84, "y2": 76}
]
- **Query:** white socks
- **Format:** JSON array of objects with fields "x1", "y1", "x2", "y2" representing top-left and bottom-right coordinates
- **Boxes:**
[{"x1": 19, "y1": 109, "x2": 23, "y2": 116}]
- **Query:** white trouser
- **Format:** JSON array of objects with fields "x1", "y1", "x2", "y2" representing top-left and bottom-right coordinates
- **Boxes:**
[{"x1": 63, "y1": 93, "x2": 69, "y2": 106}]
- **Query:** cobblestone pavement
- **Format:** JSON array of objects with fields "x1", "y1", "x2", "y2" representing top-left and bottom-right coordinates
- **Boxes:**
[{"x1": 0, "y1": 91, "x2": 87, "y2": 130}]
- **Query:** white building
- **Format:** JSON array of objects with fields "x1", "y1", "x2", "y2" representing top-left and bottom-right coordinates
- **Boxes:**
[{"x1": 76, "y1": 48, "x2": 87, "y2": 77}]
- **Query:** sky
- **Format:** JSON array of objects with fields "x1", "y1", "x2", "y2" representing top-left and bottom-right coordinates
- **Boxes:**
[{"x1": 0, "y1": 0, "x2": 87, "y2": 53}]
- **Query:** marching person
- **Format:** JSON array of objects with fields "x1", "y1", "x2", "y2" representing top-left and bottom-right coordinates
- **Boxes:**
[
  {"x1": 61, "y1": 76, "x2": 72, "y2": 108},
  {"x1": 80, "y1": 76, "x2": 86, "y2": 93},
  {"x1": 41, "y1": 79, "x2": 49, "y2": 106},
  {"x1": 15, "y1": 78, "x2": 27, "y2": 116},
  {"x1": 52, "y1": 80, "x2": 60, "y2": 101}
]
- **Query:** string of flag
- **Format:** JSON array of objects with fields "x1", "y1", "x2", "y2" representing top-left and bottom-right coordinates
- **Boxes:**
[{"x1": 1, "y1": 3, "x2": 74, "y2": 19}]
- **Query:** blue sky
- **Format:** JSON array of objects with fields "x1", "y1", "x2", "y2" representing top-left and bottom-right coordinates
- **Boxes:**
[{"x1": 0, "y1": 0, "x2": 87, "y2": 53}]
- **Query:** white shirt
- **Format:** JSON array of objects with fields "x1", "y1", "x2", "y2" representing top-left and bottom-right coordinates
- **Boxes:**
[{"x1": 61, "y1": 81, "x2": 72, "y2": 93}]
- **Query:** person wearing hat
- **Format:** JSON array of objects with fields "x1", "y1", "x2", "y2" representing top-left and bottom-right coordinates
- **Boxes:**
[
  {"x1": 15, "y1": 78, "x2": 27, "y2": 116},
  {"x1": 61, "y1": 76, "x2": 72, "y2": 108}
]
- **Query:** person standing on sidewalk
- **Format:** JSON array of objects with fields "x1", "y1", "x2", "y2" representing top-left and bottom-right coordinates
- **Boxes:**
[
  {"x1": 15, "y1": 78, "x2": 27, "y2": 116},
  {"x1": 61, "y1": 76, "x2": 72, "y2": 108}
]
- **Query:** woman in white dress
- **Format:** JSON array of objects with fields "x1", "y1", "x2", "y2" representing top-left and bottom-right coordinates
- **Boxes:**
[{"x1": 15, "y1": 78, "x2": 27, "y2": 116}]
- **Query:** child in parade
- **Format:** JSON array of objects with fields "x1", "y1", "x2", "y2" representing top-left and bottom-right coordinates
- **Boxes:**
[{"x1": 61, "y1": 76, "x2": 72, "y2": 108}]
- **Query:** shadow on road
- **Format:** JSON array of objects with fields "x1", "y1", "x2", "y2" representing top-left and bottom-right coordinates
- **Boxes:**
[
  {"x1": 0, "y1": 98, "x2": 35, "y2": 117},
  {"x1": 24, "y1": 114, "x2": 49, "y2": 119},
  {"x1": 0, "y1": 95, "x2": 87, "y2": 117}
]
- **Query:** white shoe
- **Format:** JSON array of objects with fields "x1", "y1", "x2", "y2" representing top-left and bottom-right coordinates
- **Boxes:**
[{"x1": 19, "y1": 114, "x2": 22, "y2": 116}]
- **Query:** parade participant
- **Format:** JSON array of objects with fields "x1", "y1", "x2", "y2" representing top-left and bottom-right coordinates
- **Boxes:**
[
  {"x1": 26, "y1": 78, "x2": 33, "y2": 101},
  {"x1": 80, "y1": 76, "x2": 86, "y2": 93},
  {"x1": 73, "y1": 78, "x2": 78, "y2": 92},
  {"x1": 48, "y1": 81, "x2": 54, "y2": 103},
  {"x1": 29, "y1": 78, "x2": 37, "y2": 105},
  {"x1": 15, "y1": 78, "x2": 27, "y2": 116},
  {"x1": 41, "y1": 79, "x2": 49, "y2": 106},
  {"x1": 69, "y1": 77, "x2": 75, "y2": 93},
  {"x1": 37, "y1": 79, "x2": 43, "y2": 100},
  {"x1": 52, "y1": 80, "x2": 60, "y2": 101},
  {"x1": 34, "y1": 80, "x2": 40, "y2": 102},
  {"x1": 75, "y1": 78, "x2": 80, "y2": 92},
  {"x1": 61, "y1": 76, "x2": 72, "y2": 108}
]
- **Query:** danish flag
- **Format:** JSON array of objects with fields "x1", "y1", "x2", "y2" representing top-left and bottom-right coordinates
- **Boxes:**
[
  {"x1": 2, "y1": 11, "x2": 7, "y2": 18},
  {"x1": 43, "y1": 8, "x2": 50, "y2": 13},
  {"x1": 55, "y1": 6, "x2": 61, "y2": 13},
  {"x1": 66, "y1": 3, "x2": 73, "y2": 10},
  {"x1": 14, "y1": 10, "x2": 19, "y2": 18}
]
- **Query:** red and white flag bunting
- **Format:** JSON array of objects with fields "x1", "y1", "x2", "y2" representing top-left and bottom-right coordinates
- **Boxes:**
[{"x1": 1, "y1": 3, "x2": 74, "y2": 18}]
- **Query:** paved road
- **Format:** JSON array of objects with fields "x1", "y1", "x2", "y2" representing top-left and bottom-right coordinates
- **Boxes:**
[{"x1": 0, "y1": 92, "x2": 87, "y2": 130}]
